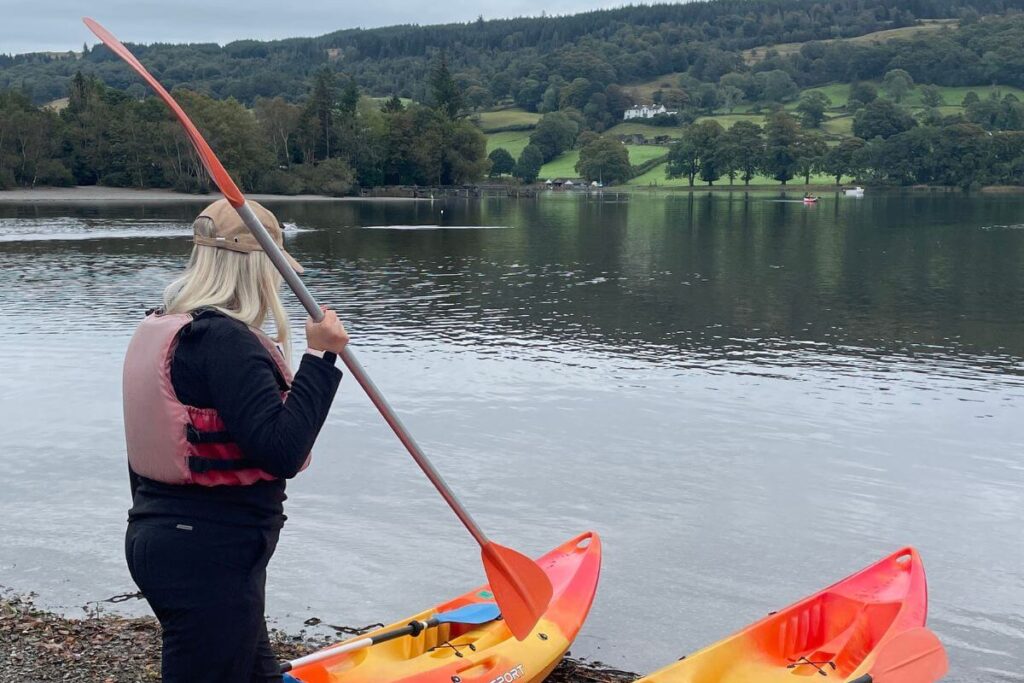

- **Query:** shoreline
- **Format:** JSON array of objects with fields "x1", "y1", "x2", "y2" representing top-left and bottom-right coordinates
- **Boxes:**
[
  {"x1": 0, "y1": 594, "x2": 636, "y2": 682},
  {"x1": 2, "y1": 183, "x2": 1022, "y2": 204},
  {"x1": 0, "y1": 186, "x2": 427, "y2": 204}
]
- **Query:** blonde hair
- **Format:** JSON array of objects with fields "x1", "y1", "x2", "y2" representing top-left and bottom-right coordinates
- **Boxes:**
[{"x1": 164, "y1": 216, "x2": 291, "y2": 360}]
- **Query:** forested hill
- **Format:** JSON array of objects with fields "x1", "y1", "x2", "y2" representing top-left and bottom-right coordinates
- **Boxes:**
[{"x1": 3, "y1": 0, "x2": 1024, "y2": 105}]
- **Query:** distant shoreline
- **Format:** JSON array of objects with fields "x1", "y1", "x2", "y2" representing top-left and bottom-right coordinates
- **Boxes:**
[
  {"x1": 0, "y1": 186, "x2": 427, "y2": 204},
  {"x1": 2, "y1": 184, "x2": 1022, "y2": 204}
]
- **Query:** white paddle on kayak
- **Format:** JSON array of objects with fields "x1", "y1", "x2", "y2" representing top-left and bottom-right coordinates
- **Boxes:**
[
  {"x1": 281, "y1": 602, "x2": 500, "y2": 673},
  {"x1": 83, "y1": 17, "x2": 552, "y2": 641},
  {"x1": 847, "y1": 627, "x2": 949, "y2": 683}
]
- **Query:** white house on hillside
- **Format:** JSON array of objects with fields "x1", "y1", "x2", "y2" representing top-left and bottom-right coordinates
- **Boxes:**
[{"x1": 623, "y1": 104, "x2": 677, "y2": 120}]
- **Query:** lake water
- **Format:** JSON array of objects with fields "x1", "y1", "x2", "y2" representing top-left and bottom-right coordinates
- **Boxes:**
[{"x1": 0, "y1": 191, "x2": 1021, "y2": 681}]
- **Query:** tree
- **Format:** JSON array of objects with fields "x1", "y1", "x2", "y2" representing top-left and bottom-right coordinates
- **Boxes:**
[
  {"x1": 853, "y1": 99, "x2": 917, "y2": 140},
  {"x1": 697, "y1": 84, "x2": 719, "y2": 113},
  {"x1": 576, "y1": 136, "x2": 632, "y2": 185},
  {"x1": 560, "y1": 77, "x2": 598, "y2": 110},
  {"x1": 720, "y1": 72, "x2": 758, "y2": 102},
  {"x1": 762, "y1": 111, "x2": 801, "y2": 185},
  {"x1": 756, "y1": 70, "x2": 799, "y2": 103},
  {"x1": 795, "y1": 131, "x2": 828, "y2": 184},
  {"x1": 176, "y1": 90, "x2": 274, "y2": 191},
  {"x1": 255, "y1": 97, "x2": 301, "y2": 166},
  {"x1": 667, "y1": 120, "x2": 722, "y2": 186},
  {"x1": 382, "y1": 95, "x2": 405, "y2": 113},
  {"x1": 882, "y1": 69, "x2": 914, "y2": 103},
  {"x1": 529, "y1": 112, "x2": 579, "y2": 162},
  {"x1": 820, "y1": 137, "x2": 866, "y2": 185},
  {"x1": 514, "y1": 78, "x2": 545, "y2": 112},
  {"x1": 513, "y1": 144, "x2": 544, "y2": 183},
  {"x1": 303, "y1": 67, "x2": 338, "y2": 161},
  {"x1": 719, "y1": 120, "x2": 764, "y2": 185},
  {"x1": 931, "y1": 122, "x2": 989, "y2": 189},
  {"x1": 718, "y1": 85, "x2": 744, "y2": 113},
  {"x1": 443, "y1": 119, "x2": 490, "y2": 184},
  {"x1": 796, "y1": 91, "x2": 831, "y2": 128},
  {"x1": 488, "y1": 148, "x2": 515, "y2": 176},
  {"x1": 576, "y1": 130, "x2": 600, "y2": 149},
  {"x1": 848, "y1": 82, "x2": 878, "y2": 108},
  {"x1": 464, "y1": 85, "x2": 492, "y2": 111},
  {"x1": 339, "y1": 77, "x2": 360, "y2": 116},
  {"x1": 920, "y1": 85, "x2": 943, "y2": 109},
  {"x1": 430, "y1": 53, "x2": 462, "y2": 119},
  {"x1": 962, "y1": 91, "x2": 981, "y2": 108},
  {"x1": 658, "y1": 87, "x2": 689, "y2": 110}
]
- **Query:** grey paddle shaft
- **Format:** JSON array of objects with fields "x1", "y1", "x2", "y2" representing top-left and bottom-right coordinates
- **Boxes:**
[{"x1": 235, "y1": 202, "x2": 490, "y2": 547}]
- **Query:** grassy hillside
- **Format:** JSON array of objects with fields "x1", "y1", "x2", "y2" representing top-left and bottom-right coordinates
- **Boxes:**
[
  {"x1": 486, "y1": 130, "x2": 534, "y2": 158},
  {"x1": 791, "y1": 82, "x2": 1024, "y2": 109},
  {"x1": 477, "y1": 60, "x2": 1024, "y2": 186},
  {"x1": 474, "y1": 108, "x2": 541, "y2": 133},
  {"x1": 742, "y1": 19, "x2": 959, "y2": 63},
  {"x1": 622, "y1": 73, "x2": 688, "y2": 103}
]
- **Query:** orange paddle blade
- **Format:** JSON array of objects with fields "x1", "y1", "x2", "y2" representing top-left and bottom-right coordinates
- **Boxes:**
[
  {"x1": 82, "y1": 17, "x2": 245, "y2": 207},
  {"x1": 481, "y1": 541, "x2": 553, "y2": 641},
  {"x1": 853, "y1": 627, "x2": 949, "y2": 683}
]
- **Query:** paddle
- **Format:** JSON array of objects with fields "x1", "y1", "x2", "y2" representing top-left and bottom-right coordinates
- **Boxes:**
[
  {"x1": 280, "y1": 602, "x2": 501, "y2": 673},
  {"x1": 83, "y1": 18, "x2": 553, "y2": 641},
  {"x1": 847, "y1": 627, "x2": 949, "y2": 683}
]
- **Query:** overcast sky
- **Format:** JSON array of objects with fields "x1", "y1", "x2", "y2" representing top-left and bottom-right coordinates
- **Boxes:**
[{"x1": 1, "y1": 1, "x2": 639, "y2": 55}]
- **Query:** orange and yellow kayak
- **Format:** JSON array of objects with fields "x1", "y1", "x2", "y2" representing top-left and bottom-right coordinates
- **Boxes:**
[
  {"x1": 289, "y1": 532, "x2": 601, "y2": 683},
  {"x1": 638, "y1": 547, "x2": 928, "y2": 682}
]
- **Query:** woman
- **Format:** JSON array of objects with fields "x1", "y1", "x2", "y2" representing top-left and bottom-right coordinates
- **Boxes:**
[{"x1": 122, "y1": 199, "x2": 348, "y2": 682}]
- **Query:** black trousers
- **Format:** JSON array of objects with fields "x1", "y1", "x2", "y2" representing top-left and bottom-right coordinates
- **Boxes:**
[{"x1": 126, "y1": 519, "x2": 283, "y2": 682}]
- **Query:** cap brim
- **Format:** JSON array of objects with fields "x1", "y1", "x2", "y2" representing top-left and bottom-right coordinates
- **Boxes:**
[{"x1": 283, "y1": 249, "x2": 304, "y2": 274}]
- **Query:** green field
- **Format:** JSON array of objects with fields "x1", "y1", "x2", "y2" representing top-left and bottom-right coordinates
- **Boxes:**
[
  {"x1": 821, "y1": 115, "x2": 854, "y2": 136},
  {"x1": 901, "y1": 84, "x2": 1024, "y2": 107},
  {"x1": 539, "y1": 151, "x2": 581, "y2": 179},
  {"x1": 486, "y1": 130, "x2": 533, "y2": 158},
  {"x1": 627, "y1": 162, "x2": 839, "y2": 187},
  {"x1": 628, "y1": 145, "x2": 672, "y2": 165},
  {"x1": 538, "y1": 145, "x2": 671, "y2": 180},
  {"x1": 485, "y1": 78, "x2": 1024, "y2": 166},
  {"x1": 605, "y1": 121, "x2": 683, "y2": 138},
  {"x1": 797, "y1": 83, "x2": 852, "y2": 108},
  {"x1": 475, "y1": 107, "x2": 541, "y2": 132},
  {"x1": 695, "y1": 113, "x2": 766, "y2": 129},
  {"x1": 787, "y1": 82, "x2": 1024, "y2": 110}
]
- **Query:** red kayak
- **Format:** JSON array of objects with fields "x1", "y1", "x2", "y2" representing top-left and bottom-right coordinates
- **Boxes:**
[{"x1": 637, "y1": 547, "x2": 929, "y2": 681}]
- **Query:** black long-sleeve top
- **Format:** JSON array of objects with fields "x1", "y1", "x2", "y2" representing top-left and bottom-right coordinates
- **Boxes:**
[{"x1": 128, "y1": 309, "x2": 343, "y2": 529}]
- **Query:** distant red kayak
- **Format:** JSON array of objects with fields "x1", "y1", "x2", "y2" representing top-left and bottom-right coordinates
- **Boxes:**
[{"x1": 637, "y1": 547, "x2": 930, "y2": 681}]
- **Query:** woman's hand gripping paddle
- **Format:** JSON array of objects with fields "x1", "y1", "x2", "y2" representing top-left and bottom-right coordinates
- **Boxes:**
[
  {"x1": 83, "y1": 18, "x2": 552, "y2": 640},
  {"x1": 847, "y1": 627, "x2": 949, "y2": 683},
  {"x1": 282, "y1": 603, "x2": 500, "y2": 673}
]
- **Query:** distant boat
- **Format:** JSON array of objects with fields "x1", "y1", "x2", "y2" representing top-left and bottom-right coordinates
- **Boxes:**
[
  {"x1": 844, "y1": 186, "x2": 865, "y2": 197},
  {"x1": 803, "y1": 195, "x2": 819, "y2": 204}
]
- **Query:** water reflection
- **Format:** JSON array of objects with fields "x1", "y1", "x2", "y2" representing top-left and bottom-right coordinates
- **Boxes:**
[{"x1": 2, "y1": 194, "x2": 1022, "y2": 382}]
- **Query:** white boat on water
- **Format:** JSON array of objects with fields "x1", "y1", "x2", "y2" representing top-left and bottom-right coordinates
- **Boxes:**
[{"x1": 844, "y1": 186, "x2": 865, "y2": 197}]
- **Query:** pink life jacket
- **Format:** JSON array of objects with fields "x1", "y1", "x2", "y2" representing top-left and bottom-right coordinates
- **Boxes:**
[{"x1": 122, "y1": 311, "x2": 310, "y2": 486}]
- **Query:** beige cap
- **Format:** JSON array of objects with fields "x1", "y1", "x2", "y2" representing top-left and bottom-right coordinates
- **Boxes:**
[{"x1": 193, "y1": 199, "x2": 303, "y2": 274}]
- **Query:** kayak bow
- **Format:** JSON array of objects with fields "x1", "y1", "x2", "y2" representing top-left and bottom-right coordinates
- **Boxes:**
[{"x1": 638, "y1": 547, "x2": 931, "y2": 682}]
